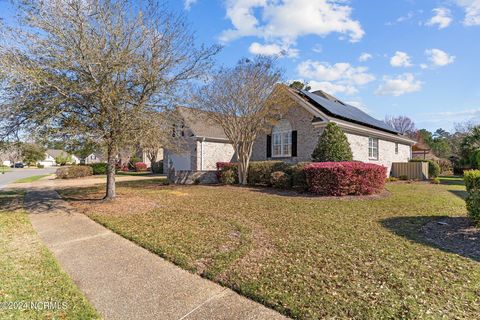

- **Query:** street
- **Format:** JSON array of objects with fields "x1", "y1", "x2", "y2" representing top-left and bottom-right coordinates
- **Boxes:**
[{"x1": 0, "y1": 167, "x2": 57, "y2": 189}]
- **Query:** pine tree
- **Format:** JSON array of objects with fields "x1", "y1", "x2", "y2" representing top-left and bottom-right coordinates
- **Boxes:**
[{"x1": 312, "y1": 123, "x2": 353, "y2": 162}]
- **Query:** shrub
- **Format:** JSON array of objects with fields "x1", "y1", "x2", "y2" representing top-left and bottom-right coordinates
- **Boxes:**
[
  {"x1": 466, "y1": 190, "x2": 480, "y2": 226},
  {"x1": 129, "y1": 156, "x2": 142, "y2": 170},
  {"x1": 220, "y1": 169, "x2": 236, "y2": 185},
  {"x1": 37, "y1": 163, "x2": 45, "y2": 169},
  {"x1": 399, "y1": 175, "x2": 409, "y2": 181},
  {"x1": 431, "y1": 177, "x2": 441, "y2": 184},
  {"x1": 437, "y1": 159, "x2": 453, "y2": 175},
  {"x1": 270, "y1": 171, "x2": 290, "y2": 189},
  {"x1": 304, "y1": 162, "x2": 387, "y2": 196},
  {"x1": 89, "y1": 163, "x2": 108, "y2": 175},
  {"x1": 311, "y1": 122, "x2": 353, "y2": 162},
  {"x1": 286, "y1": 162, "x2": 309, "y2": 191},
  {"x1": 386, "y1": 177, "x2": 398, "y2": 182},
  {"x1": 247, "y1": 161, "x2": 289, "y2": 186},
  {"x1": 134, "y1": 162, "x2": 148, "y2": 172},
  {"x1": 151, "y1": 160, "x2": 163, "y2": 174},
  {"x1": 409, "y1": 159, "x2": 441, "y2": 178},
  {"x1": 463, "y1": 170, "x2": 480, "y2": 192},
  {"x1": 56, "y1": 166, "x2": 93, "y2": 179},
  {"x1": 216, "y1": 162, "x2": 237, "y2": 179}
]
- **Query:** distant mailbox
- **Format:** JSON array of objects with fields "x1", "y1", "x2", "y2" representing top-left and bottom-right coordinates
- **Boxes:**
[{"x1": 391, "y1": 162, "x2": 429, "y2": 180}]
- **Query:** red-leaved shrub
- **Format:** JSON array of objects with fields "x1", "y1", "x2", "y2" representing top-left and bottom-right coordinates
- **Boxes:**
[
  {"x1": 134, "y1": 162, "x2": 148, "y2": 172},
  {"x1": 216, "y1": 162, "x2": 237, "y2": 179},
  {"x1": 304, "y1": 162, "x2": 387, "y2": 196}
]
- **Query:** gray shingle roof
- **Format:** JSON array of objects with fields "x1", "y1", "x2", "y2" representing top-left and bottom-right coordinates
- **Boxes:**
[
  {"x1": 298, "y1": 90, "x2": 399, "y2": 134},
  {"x1": 177, "y1": 107, "x2": 228, "y2": 139}
]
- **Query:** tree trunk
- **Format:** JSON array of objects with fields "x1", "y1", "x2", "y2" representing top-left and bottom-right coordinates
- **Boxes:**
[
  {"x1": 237, "y1": 142, "x2": 252, "y2": 185},
  {"x1": 104, "y1": 146, "x2": 116, "y2": 200}
]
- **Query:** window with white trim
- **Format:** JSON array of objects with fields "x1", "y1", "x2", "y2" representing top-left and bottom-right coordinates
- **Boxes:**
[
  {"x1": 272, "y1": 119, "x2": 292, "y2": 157},
  {"x1": 369, "y1": 137, "x2": 379, "y2": 160}
]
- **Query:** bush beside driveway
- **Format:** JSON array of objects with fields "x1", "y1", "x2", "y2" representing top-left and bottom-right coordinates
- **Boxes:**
[{"x1": 57, "y1": 177, "x2": 480, "y2": 319}]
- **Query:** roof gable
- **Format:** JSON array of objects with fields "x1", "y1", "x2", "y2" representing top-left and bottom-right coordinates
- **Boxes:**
[{"x1": 177, "y1": 107, "x2": 228, "y2": 140}]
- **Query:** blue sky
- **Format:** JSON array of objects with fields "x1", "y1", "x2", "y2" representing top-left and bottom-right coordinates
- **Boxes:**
[{"x1": 1, "y1": 0, "x2": 480, "y2": 132}]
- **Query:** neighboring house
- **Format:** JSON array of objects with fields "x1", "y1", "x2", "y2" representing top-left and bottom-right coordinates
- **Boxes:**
[
  {"x1": 38, "y1": 149, "x2": 80, "y2": 167},
  {"x1": 412, "y1": 140, "x2": 439, "y2": 160},
  {"x1": 138, "y1": 149, "x2": 164, "y2": 168},
  {"x1": 165, "y1": 88, "x2": 416, "y2": 176},
  {"x1": 163, "y1": 107, "x2": 236, "y2": 172},
  {"x1": 83, "y1": 152, "x2": 105, "y2": 164}
]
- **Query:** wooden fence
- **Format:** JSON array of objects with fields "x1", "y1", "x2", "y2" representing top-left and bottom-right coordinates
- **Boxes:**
[{"x1": 391, "y1": 162, "x2": 429, "y2": 180}]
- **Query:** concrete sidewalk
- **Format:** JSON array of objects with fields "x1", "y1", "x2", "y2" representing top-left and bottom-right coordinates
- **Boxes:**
[{"x1": 25, "y1": 188, "x2": 287, "y2": 320}]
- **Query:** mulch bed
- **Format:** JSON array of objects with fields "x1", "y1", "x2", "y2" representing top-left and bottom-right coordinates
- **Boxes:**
[{"x1": 422, "y1": 217, "x2": 480, "y2": 261}]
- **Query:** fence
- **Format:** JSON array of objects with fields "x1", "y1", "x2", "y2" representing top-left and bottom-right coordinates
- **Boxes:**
[{"x1": 391, "y1": 162, "x2": 429, "y2": 180}]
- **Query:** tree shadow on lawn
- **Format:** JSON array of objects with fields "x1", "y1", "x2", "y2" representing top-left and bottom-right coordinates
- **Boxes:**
[
  {"x1": 439, "y1": 176, "x2": 465, "y2": 186},
  {"x1": 57, "y1": 179, "x2": 171, "y2": 202},
  {"x1": 381, "y1": 215, "x2": 480, "y2": 262},
  {"x1": 448, "y1": 189, "x2": 468, "y2": 200},
  {"x1": 246, "y1": 185, "x2": 391, "y2": 200}
]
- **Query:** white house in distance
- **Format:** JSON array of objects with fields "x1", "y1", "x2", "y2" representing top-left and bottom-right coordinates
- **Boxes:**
[
  {"x1": 163, "y1": 87, "x2": 416, "y2": 176},
  {"x1": 38, "y1": 149, "x2": 80, "y2": 167}
]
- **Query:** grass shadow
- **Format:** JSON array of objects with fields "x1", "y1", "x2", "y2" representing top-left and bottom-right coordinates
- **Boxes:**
[
  {"x1": 381, "y1": 215, "x2": 479, "y2": 262},
  {"x1": 439, "y1": 176, "x2": 465, "y2": 186},
  {"x1": 448, "y1": 189, "x2": 468, "y2": 200}
]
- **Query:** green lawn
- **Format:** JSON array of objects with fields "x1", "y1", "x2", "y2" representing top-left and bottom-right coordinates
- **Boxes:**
[
  {"x1": 58, "y1": 177, "x2": 480, "y2": 319},
  {"x1": 13, "y1": 174, "x2": 51, "y2": 183},
  {"x1": 0, "y1": 190, "x2": 99, "y2": 319},
  {"x1": 0, "y1": 166, "x2": 11, "y2": 173}
]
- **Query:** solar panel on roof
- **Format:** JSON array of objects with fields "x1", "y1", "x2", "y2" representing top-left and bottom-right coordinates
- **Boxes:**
[{"x1": 299, "y1": 90, "x2": 399, "y2": 134}]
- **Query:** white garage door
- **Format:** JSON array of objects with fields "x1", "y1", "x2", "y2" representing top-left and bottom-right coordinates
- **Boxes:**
[{"x1": 169, "y1": 153, "x2": 191, "y2": 171}]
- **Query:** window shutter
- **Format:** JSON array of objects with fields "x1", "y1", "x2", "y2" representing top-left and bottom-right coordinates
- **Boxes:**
[
  {"x1": 266, "y1": 135, "x2": 272, "y2": 158},
  {"x1": 292, "y1": 130, "x2": 297, "y2": 157}
]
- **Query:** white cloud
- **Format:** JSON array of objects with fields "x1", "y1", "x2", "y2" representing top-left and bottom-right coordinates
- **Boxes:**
[
  {"x1": 426, "y1": 8, "x2": 453, "y2": 29},
  {"x1": 390, "y1": 51, "x2": 413, "y2": 67},
  {"x1": 248, "y1": 42, "x2": 299, "y2": 57},
  {"x1": 375, "y1": 73, "x2": 423, "y2": 96},
  {"x1": 425, "y1": 48, "x2": 455, "y2": 67},
  {"x1": 184, "y1": 0, "x2": 197, "y2": 10},
  {"x1": 308, "y1": 81, "x2": 358, "y2": 95},
  {"x1": 358, "y1": 53, "x2": 372, "y2": 62},
  {"x1": 312, "y1": 44, "x2": 323, "y2": 53},
  {"x1": 297, "y1": 60, "x2": 375, "y2": 95},
  {"x1": 220, "y1": 0, "x2": 364, "y2": 55},
  {"x1": 454, "y1": 0, "x2": 480, "y2": 26}
]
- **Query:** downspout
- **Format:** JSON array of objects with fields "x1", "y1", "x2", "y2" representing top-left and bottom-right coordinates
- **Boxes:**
[{"x1": 200, "y1": 137, "x2": 205, "y2": 171}]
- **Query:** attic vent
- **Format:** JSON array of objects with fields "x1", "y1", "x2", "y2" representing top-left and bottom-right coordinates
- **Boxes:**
[{"x1": 312, "y1": 90, "x2": 346, "y2": 106}]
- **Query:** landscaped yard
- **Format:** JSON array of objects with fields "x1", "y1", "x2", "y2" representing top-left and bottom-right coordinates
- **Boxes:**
[
  {"x1": 0, "y1": 190, "x2": 99, "y2": 319},
  {"x1": 58, "y1": 177, "x2": 480, "y2": 319}
]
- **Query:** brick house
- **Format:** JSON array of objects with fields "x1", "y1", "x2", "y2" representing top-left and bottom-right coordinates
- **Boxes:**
[{"x1": 163, "y1": 88, "x2": 416, "y2": 176}]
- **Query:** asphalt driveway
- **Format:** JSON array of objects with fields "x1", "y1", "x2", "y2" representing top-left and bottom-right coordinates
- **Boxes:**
[{"x1": 0, "y1": 167, "x2": 57, "y2": 189}]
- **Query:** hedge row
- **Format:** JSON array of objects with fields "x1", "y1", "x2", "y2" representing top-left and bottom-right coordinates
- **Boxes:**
[
  {"x1": 217, "y1": 161, "x2": 387, "y2": 196},
  {"x1": 464, "y1": 170, "x2": 480, "y2": 226},
  {"x1": 56, "y1": 166, "x2": 93, "y2": 179},
  {"x1": 304, "y1": 162, "x2": 387, "y2": 196}
]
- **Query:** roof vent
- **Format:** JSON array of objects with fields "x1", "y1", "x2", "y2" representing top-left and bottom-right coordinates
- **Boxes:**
[{"x1": 312, "y1": 90, "x2": 345, "y2": 105}]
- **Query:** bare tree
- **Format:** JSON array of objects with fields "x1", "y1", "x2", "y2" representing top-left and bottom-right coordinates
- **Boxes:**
[
  {"x1": 194, "y1": 57, "x2": 289, "y2": 185},
  {"x1": 137, "y1": 110, "x2": 186, "y2": 172},
  {"x1": 0, "y1": 0, "x2": 219, "y2": 199},
  {"x1": 385, "y1": 115, "x2": 416, "y2": 135}
]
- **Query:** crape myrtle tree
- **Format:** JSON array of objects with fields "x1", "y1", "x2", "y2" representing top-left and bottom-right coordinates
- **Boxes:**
[
  {"x1": 0, "y1": 0, "x2": 219, "y2": 199},
  {"x1": 194, "y1": 57, "x2": 290, "y2": 185},
  {"x1": 312, "y1": 122, "x2": 353, "y2": 162}
]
